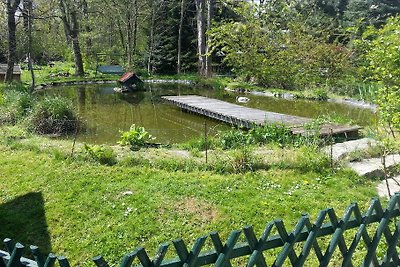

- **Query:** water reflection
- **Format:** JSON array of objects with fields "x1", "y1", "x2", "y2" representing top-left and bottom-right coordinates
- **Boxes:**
[{"x1": 39, "y1": 83, "x2": 376, "y2": 144}]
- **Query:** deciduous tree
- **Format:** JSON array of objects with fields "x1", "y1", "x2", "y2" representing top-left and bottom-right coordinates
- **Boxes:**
[
  {"x1": 59, "y1": 0, "x2": 84, "y2": 76},
  {"x1": 5, "y1": 0, "x2": 21, "y2": 82}
]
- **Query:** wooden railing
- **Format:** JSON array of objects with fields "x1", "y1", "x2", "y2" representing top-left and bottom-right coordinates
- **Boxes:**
[{"x1": 2, "y1": 194, "x2": 400, "y2": 267}]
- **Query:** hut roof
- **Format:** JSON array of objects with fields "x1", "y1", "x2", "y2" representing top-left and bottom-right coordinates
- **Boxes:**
[
  {"x1": 0, "y1": 64, "x2": 21, "y2": 74},
  {"x1": 97, "y1": 65, "x2": 124, "y2": 74},
  {"x1": 119, "y1": 72, "x2": 136, "y2": 83}
]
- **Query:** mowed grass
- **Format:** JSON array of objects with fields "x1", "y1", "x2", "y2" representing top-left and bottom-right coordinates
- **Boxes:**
[{"x1": 0, "y1": 143, "x2": 378, "y2": 266}]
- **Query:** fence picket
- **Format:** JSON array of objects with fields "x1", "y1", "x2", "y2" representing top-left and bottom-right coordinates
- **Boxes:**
[
  {"x1": 7, "y1": 243, "x2": 24, "y2": 267},
  {"x1": 274, "y1": 216, "x2": 307, "y2": 266},
  {"x1": 153, "y1": 244, "x2": 169, "y2": 267},
  {"x1": 210, "y1": 232, "x2": 232, "y2": 267},
  {"x1": 92, "y1": 256, "x2": 109, "y2": 267},
  {"x1": 30, "y1": 246, "x2": 45, "y2": 267},
  {"x1": 243, "y1": 226, "x2": 267, "y2": 267},
  {"x1": 172, "y1": 239, "x2": 189, "y2": 263},
  {"x1": 57, "y1": 256, "x2": 70, "y2": 267},
  {"x1": 247, "y1": 222, "x2": 274, "y2": 267},
  {"x1": 187, "y1": 235, "x2": 207, "y2": 267},
  {"x1": 119, "y1": 252, "x2": 136, "y2": 267},
  {"x1": 364, "y1": 195, "x2": 400, "y2": 266},
  {"x1": 135, "y1": 248, "x2": 152, "y2": 267},
  {"x1": 42, "y1": 254, "x2": 56, "y2": 267},
  {"x1": 3, "y1": 240, "x2": 14, "y2": 255},
  {"x1": 382, "y1": 222, "x2": 400, "y2": 266},
  {"x1": 295, "y1": 211, "x2": 326, "y2": 266},
  {"x1": 214, "y1": 230, "x2": 241, "y2": 267},
  {"x1": 273, "y1": 220, "x2": 297, "y2": 266}
]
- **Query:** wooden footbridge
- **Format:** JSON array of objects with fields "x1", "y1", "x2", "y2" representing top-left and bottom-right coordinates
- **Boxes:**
[{"x1": 162, "y1": 95, "x2": 361, "y2": 137}]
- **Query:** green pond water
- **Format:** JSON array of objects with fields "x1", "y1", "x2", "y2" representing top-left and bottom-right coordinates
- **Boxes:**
[{"x1": 40, "y1": 83, "x2": 376, "y2": 144}]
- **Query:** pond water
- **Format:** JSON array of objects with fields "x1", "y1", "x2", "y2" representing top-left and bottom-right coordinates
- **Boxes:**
[{"x1": 39, "y1": 83, "x2": 376, "y2": 145}]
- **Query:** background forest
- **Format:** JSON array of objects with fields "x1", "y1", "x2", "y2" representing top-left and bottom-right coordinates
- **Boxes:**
[{"x1": 2, "y1": 0, "x2": 400, "y2": 92}]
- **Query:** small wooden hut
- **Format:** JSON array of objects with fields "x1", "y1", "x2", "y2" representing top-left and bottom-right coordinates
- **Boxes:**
[
  {"x1": 118, "y1": 72, "x2": 144, "y2": 90},
  {"x1": 0, "y1": 64, "x2": 21, "y2": 81}
]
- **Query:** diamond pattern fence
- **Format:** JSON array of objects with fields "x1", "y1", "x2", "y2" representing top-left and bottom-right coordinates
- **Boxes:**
[{"x1": 2, "y1": 194, "x2": 400, "y2": 267}]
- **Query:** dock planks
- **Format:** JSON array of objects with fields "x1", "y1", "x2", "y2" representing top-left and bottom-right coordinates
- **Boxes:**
[{"x1": 162, "y1": 95, "x2": 361, "y2": 137}]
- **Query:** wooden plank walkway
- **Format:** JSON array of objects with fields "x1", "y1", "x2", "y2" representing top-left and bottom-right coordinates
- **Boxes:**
[{"x1": 162, "y1": 95, "x2": 361, "y2": 137}]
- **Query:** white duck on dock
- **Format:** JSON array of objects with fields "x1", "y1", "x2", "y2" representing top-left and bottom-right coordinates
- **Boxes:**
[{"x1": 236, "y1": 96, "x2": 250, "y2": 103}]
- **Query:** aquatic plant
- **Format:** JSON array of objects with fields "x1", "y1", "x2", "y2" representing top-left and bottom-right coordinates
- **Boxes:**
[{"x1": 118, "y1": 124, "x2": 155, "y2": 150}]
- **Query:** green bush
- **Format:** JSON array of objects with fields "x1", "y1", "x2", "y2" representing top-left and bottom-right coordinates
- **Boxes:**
[
  {"x1": 313, "y1": 88, "x2": 329, "y2": 101},
  {"x1": 28, "y1": 96, "x2": 79, "y2": 135},
  {"x1": 230, "y1": 147, "x2": 257, "y2": 173},
  {"x1": 84, "y1": 144, "x2": 117, "y2": 166},
  {"x1": 216, "y1": 129, "x2": 248, "y2": 149},
  {"x1": 0, "y1": 90, "x2": 33, "y2": 123},
  {"x1": 118, "y1": 124, "x2": 155, "y2": 150}
]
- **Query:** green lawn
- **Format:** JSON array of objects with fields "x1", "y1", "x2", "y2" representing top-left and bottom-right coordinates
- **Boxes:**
[{"x1": 0, "y1": 140, "x2": 378, "y2": 266}]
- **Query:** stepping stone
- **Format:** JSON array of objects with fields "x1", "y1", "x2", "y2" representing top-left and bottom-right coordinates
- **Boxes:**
[
  {"x1": 377, "y1": 176, "x2": 400, "y2": 198},
  {"x1": 348, "y1": 154, "x2": 400, "y2": 179},
  {"x1": 323, "y1": 138, "x2": 376, "y2": 161}
]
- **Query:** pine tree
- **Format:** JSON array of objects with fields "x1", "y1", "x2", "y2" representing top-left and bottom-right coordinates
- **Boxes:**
[{"x1": 150, "y1": 0, "x2": 196, "y2": 74}]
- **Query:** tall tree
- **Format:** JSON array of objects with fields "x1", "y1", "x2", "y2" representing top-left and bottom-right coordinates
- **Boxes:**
[
  {"x1": 5, "y1": 0, "x2": 21, "y2": 82},
  {"x1": 205, "y1": 0, "x2": 214, "y2": 77},
  {"x1": 177, "y1": 0, "x2": 185, "y2": 74},
  {"x1": 195, "y1": 0, "x2": 206, "y2": 76},
  {"x1": 23, "y1": 0, "x2": 35, "y2": 90},
  {"x1": 59, "y1": 0, "x2": 84, "y2": 76}
]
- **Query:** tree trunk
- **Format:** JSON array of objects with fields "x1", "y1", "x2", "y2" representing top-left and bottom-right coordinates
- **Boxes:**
[
  {"x1": 70, "y1": 10, "x2": 84, "y2": 76},
  {"x1": 177, "y1": 0, "x2": 185, "y2": 74},
  {"x1": 23, "y1": 0, "x2": 35, "y2": 91},
  {"x1": 195, "y1": 0, "x2": 207, "y2": 76},
  {"x1": 82, "y1": 0, "x2": 92, "y2": 56},
  {"x1": 147, "y1": 1, "x2": 156, "y2": 75},
  {"x1": 205, "y1": 0, "x2": 214, "y2": 77},
  {"x1": 133, "y1": 0, "x2": 138, "y2": 55},
  {"x1": 59, "y1": 0, "x2": 72, "y2": 44},
  {"x1": 117, "y1": 20, "x2": 127, "y2": 56},
  {"x1": 5, "y1": 0, "x2": 21, "y2": 83},
  {"x1": 126, "y1": 11, "x2": 133, "y2": 68},
  {"x1": 59, "y1": 0, "x2": 84, "y2": 76}
]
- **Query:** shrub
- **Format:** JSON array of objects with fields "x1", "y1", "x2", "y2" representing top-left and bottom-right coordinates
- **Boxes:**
[
  {"x1": 230, "y1": 147, "x2": 257, "y2": 173},
  {"x1": 0, "y1": 90, "x2": 33, "y2": 124},
  {"x1": 28, "y1": 96, "x2": 79, "y2": 135},
  {"x1": 84, "y1": 144, "x2": 117, "y2": 166},
  {"x1": 118, "y1": 124, "x2": 155, "y2": 150},
  {"x1": 216, "y1": 129, "x2": 249, "y2": 149},
  {"x1": 313, "y1": 88, "x2": 329, "y2": 101}
]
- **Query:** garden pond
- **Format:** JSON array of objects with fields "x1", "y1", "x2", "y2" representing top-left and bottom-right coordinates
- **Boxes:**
[{"x1": 39, "y1": 83, "x2": 376, "y2": 144}]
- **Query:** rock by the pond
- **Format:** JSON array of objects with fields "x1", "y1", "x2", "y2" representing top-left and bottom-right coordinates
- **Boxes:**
[
  {"x1": 377, "y1": 176, "x2": 400, "y2": 198},
  {"x1": 323, "y1": 138, "x2": 376, "y2": 161},
  {"x1": 348, "y1": 154, "x2": 400, "y2": 179}
]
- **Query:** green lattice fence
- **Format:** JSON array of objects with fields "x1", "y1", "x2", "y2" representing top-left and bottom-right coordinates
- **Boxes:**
[{"x1": 2, "y1": 194, "x2": 400, "y2": 267}]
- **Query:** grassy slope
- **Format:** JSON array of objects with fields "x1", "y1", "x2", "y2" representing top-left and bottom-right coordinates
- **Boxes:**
[{"x1": 0, "y1": 141, "x2": 378, "y2": 266}]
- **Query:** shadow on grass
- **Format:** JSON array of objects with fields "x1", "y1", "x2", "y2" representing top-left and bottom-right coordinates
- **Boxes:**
[{"x1": 0, "y1": 192, "x2": 51, "y2": 254}]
